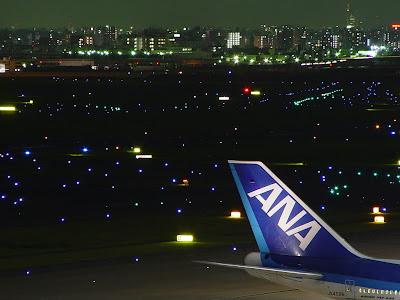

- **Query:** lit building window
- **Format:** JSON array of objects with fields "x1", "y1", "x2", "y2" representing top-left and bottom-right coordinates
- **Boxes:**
[{"x1": 227, "y1": 32, "x2": 241, "y2": 49}]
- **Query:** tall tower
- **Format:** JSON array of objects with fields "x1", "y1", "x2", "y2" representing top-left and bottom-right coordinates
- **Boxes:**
[{"x1": 346, "y1": 2, "x2": 357, "y2": 28}]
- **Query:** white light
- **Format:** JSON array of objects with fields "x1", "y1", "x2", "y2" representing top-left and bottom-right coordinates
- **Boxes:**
[
  {"x1": 373, "y1": 207, "x2": 380, "y2": 214},
  {"x1": 219, "y1": 96, "x2": 230, "y2": 101},
  {"x1": 374, "y1": 216, "x2": 385, "y2": 223},
  {"x1": 136, "y1": 155, "x2": 152, "y2": 159},
  {"x1": 0, "y1": 106, "x2": 16, "y2": 111},
  {"x1": 177, "y1": 235, "x2": 193, "y2": 242},
  {"x1": 231, "y1": 211, "x2": 241, "y2": 218}
]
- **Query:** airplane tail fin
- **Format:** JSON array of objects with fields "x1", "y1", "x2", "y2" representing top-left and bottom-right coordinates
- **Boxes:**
[{"x1": 228, "y1": 160, "x2": 364, "y2": 259}]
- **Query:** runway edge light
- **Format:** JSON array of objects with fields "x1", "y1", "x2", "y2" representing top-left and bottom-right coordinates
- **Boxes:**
[
  {"x1": 177, "y1": 235, "x2": 193, "y2": 242},
  {"x1": 374, "y1": 216, "x2": 385, "y2": 223},
  {"x1": 230, "y1": 211, "x2": 241, "y2": 218},
  {"x1": 0, "y1": 106, "x2": 16, "y2": 111},
  {"x1": 136, "y1": 155, "x2": 152, "y2": 159}
]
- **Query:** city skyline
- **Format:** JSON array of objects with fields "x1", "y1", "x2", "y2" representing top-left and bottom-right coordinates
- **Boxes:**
[{"x1": 2, "y1": 0, "x2": 400, "y2": 30}]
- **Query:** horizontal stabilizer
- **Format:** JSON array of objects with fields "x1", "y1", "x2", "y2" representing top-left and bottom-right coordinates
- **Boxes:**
[{"x1": 194, "y1": 260, "x2": 323, "y2": 279}]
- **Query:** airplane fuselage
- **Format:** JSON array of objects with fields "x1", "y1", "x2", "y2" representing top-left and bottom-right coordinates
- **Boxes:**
[
  {"x1": 200, "y1": 161, "x2": 400, "y2": 300},
  {"x1": 246, "y1": 251, "x2": 400, "y2": 299},
  {"x1": 247, "y1": 269, "x2": 400, "y2": 299}
]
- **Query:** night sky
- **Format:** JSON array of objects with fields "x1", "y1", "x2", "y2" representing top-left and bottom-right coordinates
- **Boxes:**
[{"x1": 2, "y1": 0, "x2": 400, "y2": 29}]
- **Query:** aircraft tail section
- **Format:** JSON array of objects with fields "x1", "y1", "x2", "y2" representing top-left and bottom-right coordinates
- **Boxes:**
[{"x1": 228, "y1": 160, "x2": 364, "y2": 259}]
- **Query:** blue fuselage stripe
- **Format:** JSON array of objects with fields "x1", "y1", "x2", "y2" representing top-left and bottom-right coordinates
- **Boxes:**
[{"x1": 267, "y1": 254, "x2": 400, "y2": 285}]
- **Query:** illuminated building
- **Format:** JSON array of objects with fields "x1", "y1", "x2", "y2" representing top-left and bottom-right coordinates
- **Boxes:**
[
  {"x1": 331, "y1": 34, "x2": 340, "y2": 49},
  {"x1": 346, "y1": 2, "x2": 357, "y2": 29},
  {"x1": 64, "y1": 29, "x2": 72, "y2": 47},
  {"x1": 0, "y1": 57, "x2": 22, "y2": 73},
  {"x1": 276, "y1": 26, "x2": 296, "y2": 51},
  {"x1": 384, "y1": 26, "x2": 400, "y2": 48},
  {"x1": 259, "y1": 26, "x2": 278, "y2": 49},
  {"x1": 103, "y1": 25, "x2": 118, "y2": 41},
  {"x1": 100, "y1": 25, "x2": 118, "y2": 47},
  {"x1": 85, "y1": 36, "x2": 94, "y2": 46},
  {"x1": 253, "y1": 35, "x2": 265, "y2": 49},
  {"x1": 341, "y1": 27, "x2": 365, "y2": 50},
  {"x1": 134, "y1": 36, "x2": 144, "y2": 51},
  {"x1": 240, "y1": 33, "x2": 251, "y2": 47},
  {"x1": 78, "y1": 37, "x2": 84, "y2": 48},
  {"x1": 227, "y1": 32, "x2": 241, "y2": 49},
  {"x1": 134, "y1": 29, "x2": 169, "y2": 52}
]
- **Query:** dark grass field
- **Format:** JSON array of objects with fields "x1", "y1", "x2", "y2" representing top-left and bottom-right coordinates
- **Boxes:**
[
  {"x1": 0, "y1": 210, "x2": 397, "y2": 272},
  {"x1": 1, "y1": 67, "x2": 400, "y2": 273}
]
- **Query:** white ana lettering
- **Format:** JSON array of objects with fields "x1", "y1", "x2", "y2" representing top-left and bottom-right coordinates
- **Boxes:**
[
  {"x1": 286, "y1": 221, "x2": 321, "y2": 251},
  {"x1": 267, "y1": 195, "x2": 307, "y2": 232},
  {"x1": 248, "y1": 184, "x2": 321, "y2": 251},
  {"x1": 248, "y1": 183, "x2": 282, "y2": 214}
]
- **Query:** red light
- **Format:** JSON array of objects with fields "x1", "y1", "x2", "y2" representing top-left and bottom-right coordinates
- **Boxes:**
[
  {"x1": 243, "y1": 88, "x2": 250, "y2": 93},
  {"x1": 392, "y1": 24, "x2": 400, "y2": 29}
]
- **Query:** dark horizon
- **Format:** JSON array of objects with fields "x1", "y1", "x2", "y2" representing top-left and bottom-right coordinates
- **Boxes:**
[{"x1": 2, "y1": 0, "x2": 400, "y2": 30}]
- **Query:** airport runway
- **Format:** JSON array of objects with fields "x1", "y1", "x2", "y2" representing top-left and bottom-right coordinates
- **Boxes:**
[
  {"x1": 1, "y1": 229, "x2": 399, "y2": 299},
  {"x1": 0, "y1": 251, "x2": 327, "y2": 300}
]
